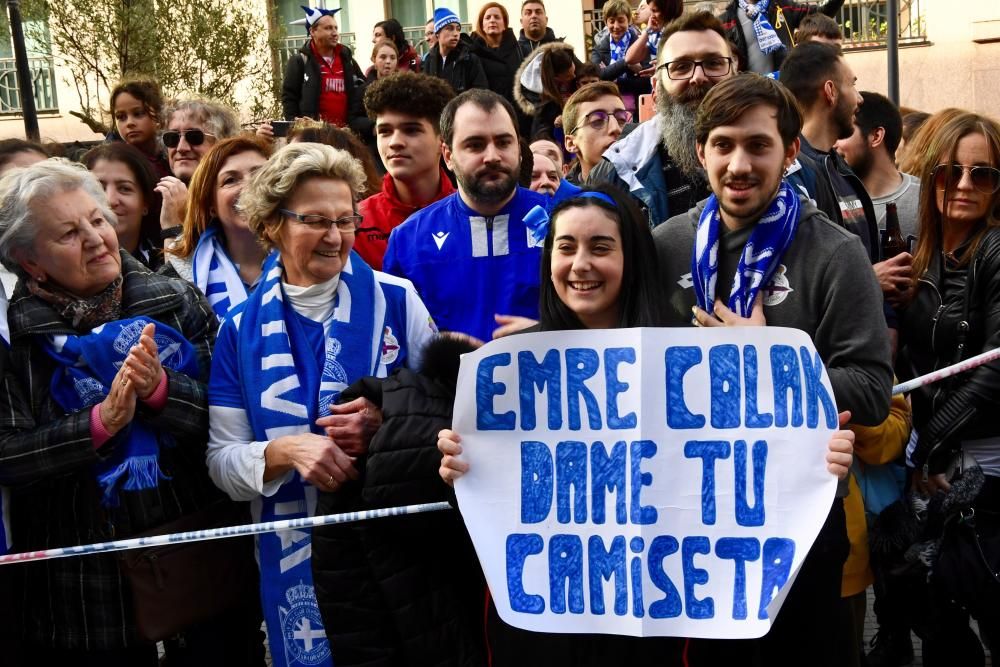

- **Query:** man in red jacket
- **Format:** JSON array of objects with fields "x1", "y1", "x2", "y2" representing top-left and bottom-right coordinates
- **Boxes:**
[{"x1": 356, "y1": 72, "x2": 457, "y2": 270}]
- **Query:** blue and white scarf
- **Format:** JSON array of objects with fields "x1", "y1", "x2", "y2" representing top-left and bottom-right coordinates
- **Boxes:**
[
  {"x1": 42, "y1": 317, "x2": 199, "y2": 506},
  {"x1": 192, "y1": 225, "x2": 251, "y2": 318},
  {"x1": 236, "y1": 251, "x2": 386, "y2": 667},
  {"x1": 646, "y1": 29, "x2": 661, "y2": 60},
  {"x1": 739, "y1": 0, "x2": 785, "y2": 55},
  {"x1": 609, "y1": 29, "x2": 633, "y2": 67},
  {"x1": 692, "y1": 180, "x2": 800, "y2": 317}
]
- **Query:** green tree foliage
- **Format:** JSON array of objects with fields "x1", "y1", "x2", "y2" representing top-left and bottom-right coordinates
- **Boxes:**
[{"x1": 22, "y1": 0, "x2": 277, "y2": 132}]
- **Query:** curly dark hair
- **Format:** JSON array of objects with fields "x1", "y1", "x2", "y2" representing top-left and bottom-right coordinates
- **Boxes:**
[
  {"x1": 109, "y1": 76, "x2": 164, "y2": 125},
  {"x1": 363, "y1": 71, "x2": 455, "y2": 126}
]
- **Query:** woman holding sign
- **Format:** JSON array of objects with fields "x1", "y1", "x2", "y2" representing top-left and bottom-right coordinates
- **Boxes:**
[{"x1": 438, "y1": 187, "x2": 857, "y2": 665}]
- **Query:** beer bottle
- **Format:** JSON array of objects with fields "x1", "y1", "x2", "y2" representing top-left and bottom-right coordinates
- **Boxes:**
[{"x1": 881, "y1": 202, "x2": 907, "y2": 259}]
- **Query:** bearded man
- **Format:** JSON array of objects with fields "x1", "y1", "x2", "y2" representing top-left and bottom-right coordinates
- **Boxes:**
[
  {"x1": 779, "y1": 41, "x2": 879, "y2": 262},
  {"x1": 383, "y1": 89, "x2": 549, "y2": 342},
  {"x1": 587, "y1": 11, "x2": 733, "y2": 227}
]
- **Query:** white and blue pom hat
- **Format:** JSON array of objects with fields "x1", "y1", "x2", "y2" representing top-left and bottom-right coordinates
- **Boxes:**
[{"x1": 296, "y1": 5, "x2": 341, "y2": 32}]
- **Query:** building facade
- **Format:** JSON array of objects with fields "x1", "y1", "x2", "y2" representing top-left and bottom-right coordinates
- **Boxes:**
[{"x1": 0, "y1": 0, "x2": 997, "y2": 143}]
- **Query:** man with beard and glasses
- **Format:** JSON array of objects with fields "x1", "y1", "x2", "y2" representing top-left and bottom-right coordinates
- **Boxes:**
[
  {"x1": 835, "y1": 91, "x2": 920, "y2": 308},
  {"x1": 779, "y1": 42, "x2": 879, "y2": 263},
  {"x1": 653, "y1": 73, "x2": 892, "y2": 667},
  {"x1": 587, "y1": 11, "x2": 732, "y2": 227},
  {"x1": 383, "y1": 89, "x2": 549, "y2": 342}
]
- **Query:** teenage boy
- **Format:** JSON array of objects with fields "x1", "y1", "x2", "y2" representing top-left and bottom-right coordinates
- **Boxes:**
[
  {"x1": 356, "y1": 73, "x2": 457, "y2": 270},
  {"x1": 653, "y1": 73, "x2": 892, "y2": 665},
  {"x1": 562, "y1": 81, "x2": 630, "y2": 184}
]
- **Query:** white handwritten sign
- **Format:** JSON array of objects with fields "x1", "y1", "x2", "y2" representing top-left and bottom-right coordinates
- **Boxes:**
[{"x1": 452, "y1": 327, "x2": 838, "y2": 638}]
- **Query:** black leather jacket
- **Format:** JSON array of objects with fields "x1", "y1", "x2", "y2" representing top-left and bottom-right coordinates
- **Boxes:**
[{"x1": 899, "y1": 227, "x2": 1000, "y2": 472}]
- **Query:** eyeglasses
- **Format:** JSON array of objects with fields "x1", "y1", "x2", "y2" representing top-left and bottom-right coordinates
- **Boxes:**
[
  {"x1": 932, "y1": 163, "x2": 1000, "y2": 195},
  {"x1": 280, "y1": 209, "x2": 363, "y2": 233},
  {"x1": 656, "y1": 57, "x2": 733, "y2": 80},
  {"x1": 162, "y1": 129, "x2": 217, "y2": 148},
  {"x1": 574, "y1": 109, "x2": 632, "y2": 133}
]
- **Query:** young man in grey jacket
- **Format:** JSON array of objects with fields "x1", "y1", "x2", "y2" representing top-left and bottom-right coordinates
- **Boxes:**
[{"x1": 652, "y1": 73, "x2": 892, "y2": 666}]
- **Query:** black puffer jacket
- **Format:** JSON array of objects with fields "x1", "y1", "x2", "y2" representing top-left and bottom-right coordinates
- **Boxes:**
[
  {"x1": 899, "y1": 227, "x2": 1000, "y2": 472},
  {"x1": 311, "y1": 336, "x2": 487, "y2": 667},
  {"x1": 470, "y1": 30, "x2": 525, "y2": 104},
  {"x1": 424, "y1": 35, "x2": 489, "y2": 96}
]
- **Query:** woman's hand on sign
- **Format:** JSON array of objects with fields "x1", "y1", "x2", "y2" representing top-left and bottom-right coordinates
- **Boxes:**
[
  {"x1": 316, "y1": 396, "x2": 383, "y2": 457},
  {"x1": 438, "y1": 429, "x2": 469, "y2": 487},
  {"x1": 268, "y1": 433, "x2": 359, "y2": 491},
  {"x1": 493, "y1": 314, "x2": 537, "y2": 339},
  {"x1": 826, "y1": 411, "x2": 855, "y2": 480},
  {"x1": 693, "y1": 296, "x2": 766, "y2": 327}
]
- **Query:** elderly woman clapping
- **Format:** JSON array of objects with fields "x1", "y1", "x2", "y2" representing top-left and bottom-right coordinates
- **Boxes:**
[
  {"x1": 206, "y1": 142, "x2": 435, "y2": 665},
  {"x1": 0, "y1": 160, "x2": 262, "y2": 663}
]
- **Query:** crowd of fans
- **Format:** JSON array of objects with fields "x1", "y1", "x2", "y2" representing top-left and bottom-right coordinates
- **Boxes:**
[{"x1": 0, "y1": 1, "x2": 997, "y2": 666}]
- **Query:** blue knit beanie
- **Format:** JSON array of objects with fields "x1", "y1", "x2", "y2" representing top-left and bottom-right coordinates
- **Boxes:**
[{"x1": 433, "y1": 7, "x2": 461, "y2": 34}]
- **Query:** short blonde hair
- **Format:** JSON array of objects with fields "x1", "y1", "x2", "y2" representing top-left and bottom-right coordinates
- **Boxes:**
[{"x1": 240, "y1": 143, "x2": 366, "y2": 251}]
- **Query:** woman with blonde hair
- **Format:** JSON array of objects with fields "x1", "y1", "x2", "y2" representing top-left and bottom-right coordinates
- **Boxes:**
[{"x1": 206, "y1": 142, "x2": 435, "y2": 667}]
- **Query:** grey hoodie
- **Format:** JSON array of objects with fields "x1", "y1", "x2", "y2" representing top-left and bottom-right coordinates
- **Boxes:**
[{"x1": 653, "y1": 196, "x2": 893, "y2": 428}]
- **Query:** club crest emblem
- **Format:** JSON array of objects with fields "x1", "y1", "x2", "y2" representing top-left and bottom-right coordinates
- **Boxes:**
[
  {"x1": 279, "y1": 582, "x2": 330, "y2": 665},
  {"x1": 381, "y1": 326, "x2": 399, "y2": 365},
  {"x1": 762, "y1": 265, "x2": 793, "y2": 306}
]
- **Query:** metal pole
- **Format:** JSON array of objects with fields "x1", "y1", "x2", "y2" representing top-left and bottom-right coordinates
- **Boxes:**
[
  {"x1": 6, "y1": 0, "x2": 40, "y2": 142},
  {"x1": 886, "y1": 0, "x2": 900, "y2": 105}
]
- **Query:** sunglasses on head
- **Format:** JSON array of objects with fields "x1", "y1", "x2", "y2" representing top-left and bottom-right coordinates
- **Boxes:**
[
  {"x1": 162, "y1": 129, "x2": 216, "y2": 149},
  {"x1": 932, "y1": 163, "x2": 1000, "y2": 195}
]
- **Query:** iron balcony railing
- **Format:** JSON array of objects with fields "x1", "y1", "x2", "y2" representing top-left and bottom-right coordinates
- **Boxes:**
[
  {"x1": 837, "y1": 0, "x2": 928, "y2": 50},
  {"x1": 0, "y1": 55, "x2": 58, "y2": 114}
]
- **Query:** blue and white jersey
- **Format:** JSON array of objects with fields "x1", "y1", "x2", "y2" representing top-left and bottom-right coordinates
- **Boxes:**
[
  {"x1": 206, "y1": 268, "x2": 436, "y2": 502},
  {"x1": 383, "y1": 187, "x2": 548, "y2": 342}
]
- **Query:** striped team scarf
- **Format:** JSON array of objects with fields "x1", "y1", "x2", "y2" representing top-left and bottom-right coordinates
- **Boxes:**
[
  {"x1": 192, "y1": 225, "x2": 250, "y2": 318},
  {"x1": 739, "y1": 0, "x2": 785, "y2": 55},
  {"x1": 692, "y1": 180, "x2": 800, "y2": 317},
  {"x1": 236, "y1": 250, "x2": 386, "y2": 667}
]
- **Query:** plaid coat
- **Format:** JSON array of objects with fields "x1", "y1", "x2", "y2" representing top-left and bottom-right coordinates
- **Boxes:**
[{"x1": 0, "y1": 253, "x2": 225, "y2": 650}]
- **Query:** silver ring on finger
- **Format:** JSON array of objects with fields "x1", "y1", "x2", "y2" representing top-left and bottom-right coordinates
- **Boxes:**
[{"x1": 327, "y1": 475, "x2": 335, "y2": 487}]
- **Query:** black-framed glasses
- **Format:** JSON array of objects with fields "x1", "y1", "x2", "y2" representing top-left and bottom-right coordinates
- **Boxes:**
[
  {"x1": 656, "y1": 57, "x2": 733, "y2": 80},
  {"x1": 280, "y1": 209, "x2": 363, "y2": 233},
  {"x1": 932, "y1": 163, "x2": 1000, "y2": 195},
  {"x1": 162, "y1": 129, "x2": 217, "y2": 148},
  {"x1": 574, "y1": 109, "x2": 632, "y2": 133}
]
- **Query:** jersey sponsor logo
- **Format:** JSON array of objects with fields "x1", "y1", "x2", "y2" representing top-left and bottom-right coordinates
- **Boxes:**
[{"x1": 432, "y1": 231, "x2": 450, "y2": 250}]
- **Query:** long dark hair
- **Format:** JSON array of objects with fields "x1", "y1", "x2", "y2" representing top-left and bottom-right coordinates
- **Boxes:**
[
  {"x1": 539, "y1": 185, "x2": 669, "y2": 330},
  {"x1": 375, "y1": 18, "x2": 409, "y2": 55},
  {"x1": 81, "y1": 142, "x2": 161, "y2": 251}
]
